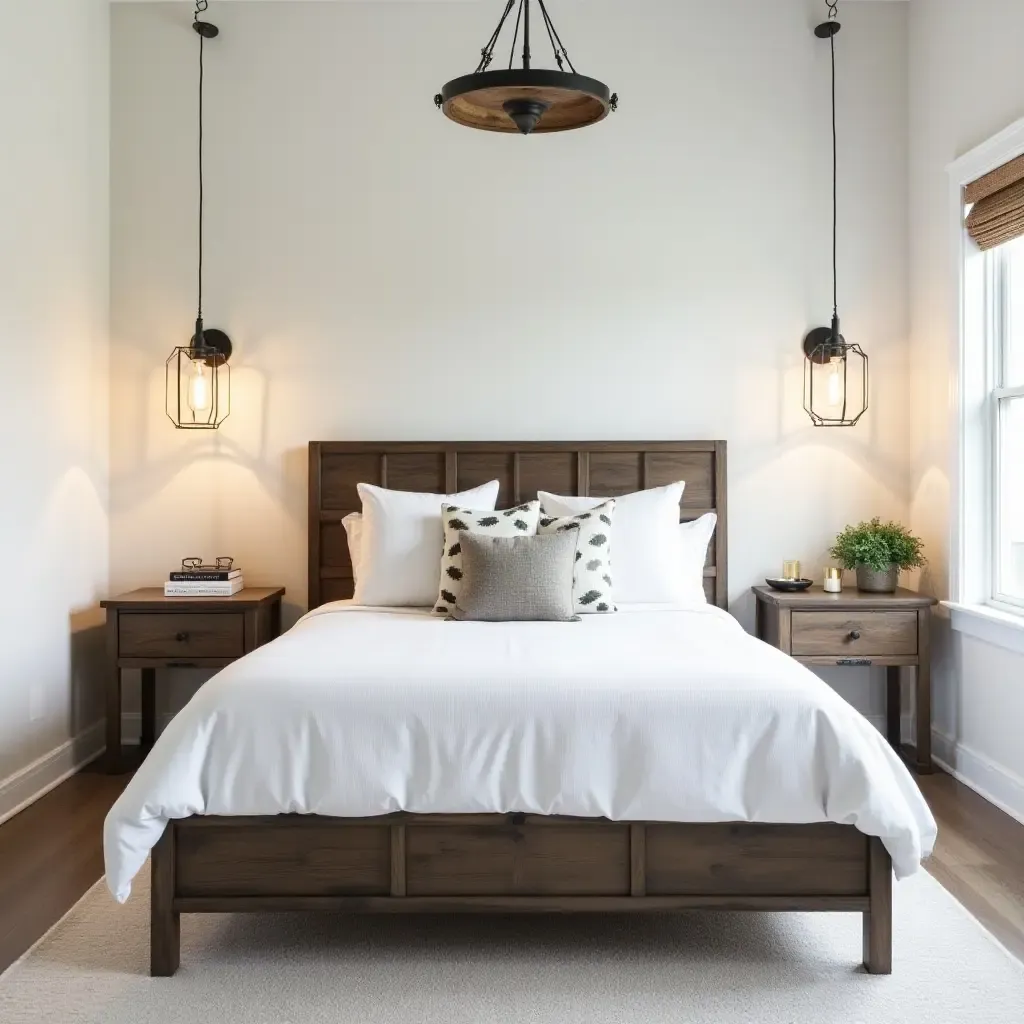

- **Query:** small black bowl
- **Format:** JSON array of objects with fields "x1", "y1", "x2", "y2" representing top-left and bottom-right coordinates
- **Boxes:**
[{"x1": 765, "y1": 577, "x2": 814, "y2": 593}]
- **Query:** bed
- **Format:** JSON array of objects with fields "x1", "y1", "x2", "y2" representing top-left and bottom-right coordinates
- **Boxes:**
[{"x1": 103, "y1": 441, "x2": 936, "y2": 977}]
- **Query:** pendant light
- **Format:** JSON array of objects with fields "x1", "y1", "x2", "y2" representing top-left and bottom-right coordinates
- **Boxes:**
[
  {"x1": 802, "y1": 1, "x2": 868, "y2": 427},
  {"x1": 166, "y1": 0, "x2": 231, "y2": 430},
  {"x1": 434, "y1": 0, "x2": 618, "y2": 135}
]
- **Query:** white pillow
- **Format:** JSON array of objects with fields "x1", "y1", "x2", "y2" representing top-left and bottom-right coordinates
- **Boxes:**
[
  {"x1": 341, "y1": 513, "x2": 363, "y2": 584},
  {"x1": 352, "y1": 480, "x2": 500, "y2": 606},
  {"x1": 538, "y1": 482, "x2": 685, "y2": 603},
  {"x1": 676, "y1": 512, "x2": 717, "y2": 606}
]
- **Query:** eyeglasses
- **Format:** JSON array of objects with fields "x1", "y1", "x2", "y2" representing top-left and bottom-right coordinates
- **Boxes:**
[{"x1": 181, "y1": 556, "x2": 234, "y2": 571}]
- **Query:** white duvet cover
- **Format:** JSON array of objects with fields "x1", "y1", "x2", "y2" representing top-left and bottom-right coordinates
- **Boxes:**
[{"x1": 104, "y1": 603, "x2": 936, "y2": 901}]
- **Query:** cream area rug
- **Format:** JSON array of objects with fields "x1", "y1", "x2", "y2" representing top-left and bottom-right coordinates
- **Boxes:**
[{"x1": 1, "y1": 868, "x2": 1022, "y2": 1023}]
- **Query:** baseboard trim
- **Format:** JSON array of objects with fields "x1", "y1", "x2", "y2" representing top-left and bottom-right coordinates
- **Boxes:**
[
  {"x1": 0, "y1": 721, "x2": 106, "y2": 827},
  {"x1": 932, "y1": 727, "x2": 1024, "y2": 828}
]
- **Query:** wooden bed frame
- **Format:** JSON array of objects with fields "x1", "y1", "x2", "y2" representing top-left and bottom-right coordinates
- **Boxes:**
[{"x1": 151, "y1": 441, "x2": 892, "y2": 976}]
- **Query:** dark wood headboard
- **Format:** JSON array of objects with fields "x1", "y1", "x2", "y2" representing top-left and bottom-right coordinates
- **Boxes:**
[{"x1": 308, "y1": 441, "x2": 728, "y2": 610}]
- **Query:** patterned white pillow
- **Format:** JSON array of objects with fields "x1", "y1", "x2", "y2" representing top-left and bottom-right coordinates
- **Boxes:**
[
  {"x1": 434, "y1": 501, "x2": 541, "y2": 615},
  {"x1": 537, "y1": 500, "x2": 617, "y2": 614}
]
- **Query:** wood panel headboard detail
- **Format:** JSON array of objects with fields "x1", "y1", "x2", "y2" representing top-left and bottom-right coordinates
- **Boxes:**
[{"x1": 308, "y1": 441, "x2": 728, "y2": 611}]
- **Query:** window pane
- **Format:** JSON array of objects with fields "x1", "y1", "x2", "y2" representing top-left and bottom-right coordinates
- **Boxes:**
[
  {"x1": 997, "y1": 395, "x2": 1024, "y2": 602},
  {"x1": 1005, "y1": 234, "x2": 1024, "y2": 386}
]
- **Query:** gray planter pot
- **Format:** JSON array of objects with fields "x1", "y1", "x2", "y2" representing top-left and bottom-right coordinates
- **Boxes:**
[{"x1": 856, "y1": 563, "x2": 899, "y2": 593}]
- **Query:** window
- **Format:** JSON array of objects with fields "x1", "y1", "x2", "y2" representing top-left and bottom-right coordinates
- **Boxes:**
[
  {"x1": 947, "y1": 123, "x2": 1024, "y2": 651},
  {"x1": 992, "y1": 236, "x2": 1024, "y2": 606}
]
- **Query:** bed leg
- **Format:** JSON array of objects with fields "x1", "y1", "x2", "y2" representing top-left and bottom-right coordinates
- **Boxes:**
[
  {"x1": 151, "y1": 825, "x2": 180, "y2": 977},
  {"x1": 862, "y1": 837, "x2": 892, "y2": 975}
]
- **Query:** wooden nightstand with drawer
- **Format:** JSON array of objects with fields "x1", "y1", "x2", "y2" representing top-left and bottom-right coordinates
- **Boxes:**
[
  {"x1": 752, "y1": 585, "x2": 937, "y2": 773},
  {"x1": 100, "y1": 587, "x2": 285, "y2": 772}
]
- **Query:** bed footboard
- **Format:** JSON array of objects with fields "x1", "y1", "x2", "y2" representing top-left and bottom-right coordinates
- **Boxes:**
[{"x1": 150, "y1": 814, "x2": 892, "y2": 976}]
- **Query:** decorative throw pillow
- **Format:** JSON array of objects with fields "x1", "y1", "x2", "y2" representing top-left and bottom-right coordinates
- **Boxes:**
[
  {"x1": 537, "y1": 500, "x2": 617, "y2": 614},
  {"x1": 449, "y1": 531, "x2": 580, "y2": 622},
  {"x1": 539, "y1": 481, "x2": 684, "y2": 604},
  {"x1": 353, "y1": 480, "x2": 500, "y2": 607},
  {"x1": 435, "y1": 500, "x2": 541, "y2": 615}
]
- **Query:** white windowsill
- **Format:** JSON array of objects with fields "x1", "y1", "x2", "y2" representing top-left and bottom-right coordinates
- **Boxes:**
[{"x1": 943, "y1": 600, "x2": 1024, "y2": 656}]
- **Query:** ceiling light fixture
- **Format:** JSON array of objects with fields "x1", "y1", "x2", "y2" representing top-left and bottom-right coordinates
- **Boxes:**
[
  {"x1": 166, "y1": 0, "x2": 231, "y2": 430},
  {"x1": 434, "y1": 0, "x2": 618, "y2": 135},
  {"x1": 802, "y1": 1, "x2": 868, "y2": 428}
]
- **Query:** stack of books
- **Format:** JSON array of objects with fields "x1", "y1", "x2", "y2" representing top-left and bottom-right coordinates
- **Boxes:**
[{"x1": 164, "y1": 567, "x2": 244, "y2": 597}]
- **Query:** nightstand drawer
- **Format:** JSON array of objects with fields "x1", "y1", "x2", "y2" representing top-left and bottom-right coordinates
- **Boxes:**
[
  {"x1": 791, "y1": 611, "x2": 917, "y2": 657},
  {"x1": 118, "y1": 612, "x2": 245, "y2": 659}
]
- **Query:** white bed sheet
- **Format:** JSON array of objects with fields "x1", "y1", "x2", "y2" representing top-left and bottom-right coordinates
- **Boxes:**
[{"x1": 104, "y1": 602, "x2": 936, "y2": 901}]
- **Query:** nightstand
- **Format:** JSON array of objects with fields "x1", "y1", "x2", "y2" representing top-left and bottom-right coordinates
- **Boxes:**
[
  {"x1": 100, "y1": 587, "x2": 285, "y2": 772},
  {"x1": 752, "y1": 585, "x2": 937, "y2": 773}
]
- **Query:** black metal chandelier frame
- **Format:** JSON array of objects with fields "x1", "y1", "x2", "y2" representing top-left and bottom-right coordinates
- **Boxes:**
[
  {"x1": 802, "y1": 1, "x2": 868, "y2": 428},
  {"x1": 803, "y1": 325, "x2": 869, "y2": 428},
  {"x1": 435, "y1": 0, "x2": 617, "y2": 135}
]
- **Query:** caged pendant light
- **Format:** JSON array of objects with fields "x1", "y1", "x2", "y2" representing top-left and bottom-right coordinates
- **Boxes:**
[
  {"x1": 434, "y1": 0, "x2": 618, "y2": 135},
  {"x1": 802, "y1": 1, "x2": 868, "y2": 427},
  {"x1": 166, "y1": 0, "x2": 231, "y2": 430}
]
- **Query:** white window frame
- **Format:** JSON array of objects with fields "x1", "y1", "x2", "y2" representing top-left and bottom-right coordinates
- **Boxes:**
[
  {"x1": 945, "y1": 117, "x2": 1024, "y2": 654},
  {"x1": 990, "y1": 248, "x2": 1024, "y2": 609}
]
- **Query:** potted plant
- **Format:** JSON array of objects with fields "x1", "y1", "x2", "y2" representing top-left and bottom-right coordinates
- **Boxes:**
[{"x1": 829, "y1": 518, "x2": 927, "y2": 593}]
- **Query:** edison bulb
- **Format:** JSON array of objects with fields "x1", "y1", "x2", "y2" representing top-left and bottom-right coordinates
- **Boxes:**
[
  {"x1": 826, "y1": 356, "x2": 843, "y2": 407},
  {"x1": 188, "y1": 359, "x2": 211, "y2": 413}
]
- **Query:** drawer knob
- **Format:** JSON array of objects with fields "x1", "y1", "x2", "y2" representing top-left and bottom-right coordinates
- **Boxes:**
[
  {"x1": 849, "y1": 629, "x2": 861, "y2": 641},
  {"x1": 175, "y1": 632, "x2": 189, "y2": 642},
  {"x1": 510, "y1": 812, "x2": 526, "y2": 826}
]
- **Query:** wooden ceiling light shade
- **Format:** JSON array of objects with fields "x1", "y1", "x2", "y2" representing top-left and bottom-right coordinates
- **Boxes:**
[
  {"x1": 435, "y1": 0, "x2": 617, "y2": 136},
  {"x1": 439, "y1": 70, "x2": 612, "y2": 135}
]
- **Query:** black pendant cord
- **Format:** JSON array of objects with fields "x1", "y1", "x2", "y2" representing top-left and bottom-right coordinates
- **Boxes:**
[
  {"x1": 195, "y1": 0, "x2": 206, "y2": 340},
  {"x1": 827, "y1": 2, "x2": 845, "y2": 419},
  {"x1": 508, "y1": 0, "x2": 524, "y2": 70},
  {"x1": 801, "y1": 2, "x2": 865, "y2": 426},
  {"x1": 168, "y1": 2, "x2": 231, "y2": 430},
  {"x1": 475, "y1": 0, "x2": 515, "y2": 72},
  {"x1": 539, "y1": 2, "x2": 563, "y2": 70},
  {"x1": 537, "y1": 0, "x2": 576, "y2": 73},
  {"x1": 469, "y1": 0, "x2": 583, "y2": 76},
  {"x1": 523, "y1": 0, "x2": 531, "y2": 70},
  {"x1": 830, "y1": 18, "x2": 838, "y2": 325}
]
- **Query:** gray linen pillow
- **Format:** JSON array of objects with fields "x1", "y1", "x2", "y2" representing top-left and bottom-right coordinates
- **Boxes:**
[{"x1": 449, "y1": 529, "x2": 580, "y2": 622}]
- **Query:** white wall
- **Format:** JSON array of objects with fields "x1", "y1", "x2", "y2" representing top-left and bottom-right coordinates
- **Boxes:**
[
  {"x1": 0, "y1": 1, "x2": 110, "y2": 818},
  {"x1": 110, "y1": 0, "x2": 910, "y2": 720},
  {"x1": 908, "y1": 0, "x2": 1024, "y2": 819}
]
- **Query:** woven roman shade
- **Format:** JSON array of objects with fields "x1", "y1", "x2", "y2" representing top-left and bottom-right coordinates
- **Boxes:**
[{"x1": 965, "y1": 153, "x2": 1024, "y2": 251}]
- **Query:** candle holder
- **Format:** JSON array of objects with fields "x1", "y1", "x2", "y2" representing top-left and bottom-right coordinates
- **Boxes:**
[
  {"x1": 766, "y1": 568, "x2": 813, "y2": 593},
  {"x1": 824, "y1": 566, "x2": 843, "y2": 593}
]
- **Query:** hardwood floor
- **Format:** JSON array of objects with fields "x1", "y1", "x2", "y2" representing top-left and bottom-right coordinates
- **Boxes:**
[
  {"x1": 917, "y1": 771, "x2": 1024, "y2": 963},
  {"x1": 0, "y1": 763, "x2": 131, "y2": 974},
  {"x1": 0, "y1": 763, "x2": 1021, "y2": 975}
]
